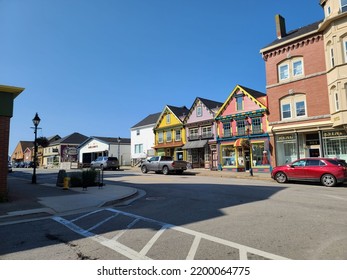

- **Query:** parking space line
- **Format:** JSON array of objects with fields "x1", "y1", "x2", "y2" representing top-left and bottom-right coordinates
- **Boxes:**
[
  {"x1": 186, "y1": 236, "x2": 201, "y2": 260},
  {"x1": 112, "y1": 218, "x2": 140, "y2": 241},
  {"x1": 87, "y1": 213, "x2": 119, "y2": 232}
]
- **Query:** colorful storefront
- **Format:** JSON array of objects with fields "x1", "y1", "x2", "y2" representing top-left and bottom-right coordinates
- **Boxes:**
[
  {"x1": 153, "y1": 105, "x2": 189, "y2": 161},
  {"x1": 215, "y1": 85, "x2": 271, "y2": 173}
]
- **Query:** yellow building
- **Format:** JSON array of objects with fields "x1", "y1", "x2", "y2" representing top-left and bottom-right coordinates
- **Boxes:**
[
  {"x1": 153, "y1": 105, "x2": 189, "y2": 160},
  {"x1": 319, "y1": 0, "x2": 347, "y2": 128}
]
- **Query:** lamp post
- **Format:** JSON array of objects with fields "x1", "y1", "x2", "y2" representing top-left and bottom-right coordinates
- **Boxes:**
[
  {"x1": 117, "y1": 137, "x2": 121, "y2": 166},
  {"x1": 245, "y1": 119, "x2": 253, "y2": 176},
  {"x1": 31, "y1": 113, "x2": 41, "y2": 184}
]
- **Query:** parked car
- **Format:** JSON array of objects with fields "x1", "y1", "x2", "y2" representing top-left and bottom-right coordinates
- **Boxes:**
[
  {"x1": 90, "y1": 156, "x2": 120, "y2": 170},
  {"x1": 8, "y1": 162, "x2": 12, "y2": 173},
  {"x1": 271, "y1": 157, "x2": 347, "y2": 187},
  {"x1": 24, "y1": 161, "x2": 35, "y2": 168},
  {"x1": 140, "y1": 156, "x2": 188, "y2": 175}
]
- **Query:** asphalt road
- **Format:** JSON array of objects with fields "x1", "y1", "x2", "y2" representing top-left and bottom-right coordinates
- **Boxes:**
[{"x1": 1, "y1": 168, "x2": 347, "y2": 260}]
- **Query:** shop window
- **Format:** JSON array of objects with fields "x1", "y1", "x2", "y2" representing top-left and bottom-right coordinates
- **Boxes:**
[
  {"x1": 221, "y1": 145, "x2": 235, "y2": 166},
  {"x1": 252, "y1": 142, "x2": 269, "y2": 166}
]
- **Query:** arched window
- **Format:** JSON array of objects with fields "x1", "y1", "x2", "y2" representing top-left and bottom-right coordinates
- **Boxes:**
[
  {"x1": 280, "y1": 94, "x2": 307, "y2": 120},
  {"x1": 277, "y1": 56, "x2": 304, "y2": 82}
]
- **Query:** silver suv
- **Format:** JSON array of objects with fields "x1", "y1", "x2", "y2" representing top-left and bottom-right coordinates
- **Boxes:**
[{"x1": 90, "y1": 156, "x2": 120, "y2": 170}]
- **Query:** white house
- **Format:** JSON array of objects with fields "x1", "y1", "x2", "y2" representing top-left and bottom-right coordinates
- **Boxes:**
[
  {"x1": 130, "y1": 112, "x2": 161, "y2": 166},
  {"x1": 78, "y1": 136, "x2": 131, "y2": 166}
]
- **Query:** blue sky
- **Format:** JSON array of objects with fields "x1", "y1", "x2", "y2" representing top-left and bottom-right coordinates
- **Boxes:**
[{"x1": 1, "y1": 0, "x2": 324, "y2": 154}]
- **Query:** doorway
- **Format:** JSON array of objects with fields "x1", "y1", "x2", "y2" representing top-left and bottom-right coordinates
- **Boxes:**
[
  {"x1": 309, "y1": 148, "x2": 320, "y2": 157},
  {"x1": 244, "y1": 149, "x2": 250, "y2": 170}
]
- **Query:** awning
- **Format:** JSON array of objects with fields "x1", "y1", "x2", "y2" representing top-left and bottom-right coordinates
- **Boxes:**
[
  {"x1": 234, "y1": 138, "x2": 249, "y2": 147},
  {"x1": 182, "y1": 140, "x2": 208, "y2": 149}
]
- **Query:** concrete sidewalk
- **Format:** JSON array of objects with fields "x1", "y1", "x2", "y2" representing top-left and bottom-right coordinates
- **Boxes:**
[{"x1": 0, "y1": 177, "x2": 138, "y2": 222}]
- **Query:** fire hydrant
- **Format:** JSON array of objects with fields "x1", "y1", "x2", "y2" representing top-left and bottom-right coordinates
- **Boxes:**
[{"x1": 63, "y1": 177, "x2": 70, "y2": 190}]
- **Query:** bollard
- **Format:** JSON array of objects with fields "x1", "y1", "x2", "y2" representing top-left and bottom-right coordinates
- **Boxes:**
[{"x1": 63, "y1": 177, "x2": 70, "y2": 190}]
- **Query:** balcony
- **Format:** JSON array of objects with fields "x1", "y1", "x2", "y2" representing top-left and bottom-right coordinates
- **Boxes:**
[{"x1": 188, "y1": 133, "x2": 214, "y2": 141}]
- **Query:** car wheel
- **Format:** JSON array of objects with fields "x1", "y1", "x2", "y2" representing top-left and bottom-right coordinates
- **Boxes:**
[
  {"x1": 141, "y1": 165, "x2": 148, "y2": 174},
  {"x1": 321, "y1": 174, "x2": 336, "y2": 187},
  {"x1": 275, "y1": 172, "x2": 287, "y2": 183},
  {"x1": 162, "y1": 166, "x2": 169, "y2": 175}
]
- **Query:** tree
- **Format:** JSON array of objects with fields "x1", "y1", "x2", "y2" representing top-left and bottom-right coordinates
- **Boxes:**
[{"x1": 36, "y1": 136, "x2": 49, "y2": 148}]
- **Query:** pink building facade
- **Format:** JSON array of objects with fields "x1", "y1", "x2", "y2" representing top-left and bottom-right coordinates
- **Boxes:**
[{"x1": 215, "y1": 85, "x2": 271, "y2": 173}]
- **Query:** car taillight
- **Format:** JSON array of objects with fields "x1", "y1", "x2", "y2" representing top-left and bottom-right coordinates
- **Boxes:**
[{"x1": 172, "y1": 162, "x2": 175, "y2": 167}]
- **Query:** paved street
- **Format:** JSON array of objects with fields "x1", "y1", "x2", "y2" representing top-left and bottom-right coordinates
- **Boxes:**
[{"x1": 0, "y1": 168, "x2": 347, "y2": 260}]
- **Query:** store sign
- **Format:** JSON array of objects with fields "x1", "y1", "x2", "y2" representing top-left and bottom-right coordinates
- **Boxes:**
[
  {"x1": 67, "y1": 147, "x2": 78, "y2": 156},
  {"x1": 88, "y1": 142, "x2": 98, "y2": 149},
  {"x1": 278, "y1": 135, "x2": 295, "y2": 141},
  {"x1": 306, "y1": 140, "x2": 319, "y2": 145},
  {"x1": 323, "y1": 131, "x2": 346, "y2": 137}
]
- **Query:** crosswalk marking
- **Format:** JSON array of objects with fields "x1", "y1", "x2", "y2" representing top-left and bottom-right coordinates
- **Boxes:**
[{"x1": 52, "y1": 208, "x2": 290, "y2": 260}]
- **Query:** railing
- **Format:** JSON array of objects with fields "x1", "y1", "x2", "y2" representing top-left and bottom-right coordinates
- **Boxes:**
[{"x1": 188, "y1": 133, "x2": 214, "y2": 141}]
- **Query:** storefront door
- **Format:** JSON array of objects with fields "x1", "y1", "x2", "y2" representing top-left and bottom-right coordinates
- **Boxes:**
[{"x1": 244, "y1": 150, "x2": 250, "y2": 170}]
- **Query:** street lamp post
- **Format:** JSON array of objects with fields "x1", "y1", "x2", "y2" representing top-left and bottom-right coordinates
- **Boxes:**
[
  {"x1": 117, "y1": 137, "x2": 121, "y2": 166},
  {"x1": 31, "y1": 113, "x2": 41, "y2": 184},
  {"x1": 245, "y1": 119, "x2": 253, "y2": 176}
]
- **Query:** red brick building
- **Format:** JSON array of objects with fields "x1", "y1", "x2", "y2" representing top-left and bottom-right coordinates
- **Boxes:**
[{"x1": 260, "y1": 15, "x2": 332, "y2": 167}]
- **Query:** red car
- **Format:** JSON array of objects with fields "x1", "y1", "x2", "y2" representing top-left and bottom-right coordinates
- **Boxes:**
[{"x1": 271, "y1": 158, "x2": 347, "y2": 187}]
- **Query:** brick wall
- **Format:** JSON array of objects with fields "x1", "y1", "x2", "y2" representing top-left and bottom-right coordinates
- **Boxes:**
[{"x1": 0, "y1": 116, "x2": 10, "y2": 201}]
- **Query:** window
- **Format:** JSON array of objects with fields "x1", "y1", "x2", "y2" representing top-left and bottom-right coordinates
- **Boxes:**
[
  {"x1": 335, "y1": 92, "x2": 340, "y2": 111},
  {"x1": 280, "y1": 94, "x2": 307, "y2": 120},
  {"x1": 326, "y1": 6, "x2": 331, "y2": 16},
  {"x1": 295, "y1": 101, "x2": 306, "y2": 117},
  {"x1": 166, "y1": 114, "x2": 170, "y2": 124},
  {"x1": 202, "y1": 126, "x2": 212, "y2": 138},
  {"x1": 251, "y1": 118, "x2": 262, "y2": 134},
  {"x1": 342, "y1": 0, "x2": 347, "y2": 12},
  {"x1": 175, "y1": 129, "x2": 181, "y2": 141},
  {"x1": 158, "y1": 131, "x2": 163, "y2": 143},
  {"x1": 134, "y1": 144, "x2": 143, "y2": 154},
  {"x1": 136, "y1": 129, "x2": 140, "y2": 136},
  {"x1": 278, "y1": 57, "x2": 304, "y2": 82},
  {"x1": 293, "y1": 60, "x2": 303, "y2": 76},
  {"x1": 344, "y1": 39, "x2": 347, "y2": 63},
  {"x1": 221, "y1": 145, "x2": 235, "y2": 166},
  {"x1": 166, "y1": 130, "x2": 172, "y2": 142},
  {"x1": 236, "y1": 96, "x2": 243, "y2": 111},
  {"x1": 330, "y1": 47, "x2": 335, "y2": 68},
  {"x1": 282, "y1": 104, "x2": 292, "y2": 119},
  {"x1": 189, "y1": 128, "x2": 199, "y2": 140},
  {"x1": 223, "y1": 123, "x2": 231, "y2": 137},
  {"x1": 196, "y1": 105, "x2": 202, "y2": 117},
  {"x1": 237, "y1": 120, "x2": 246, "y2": 136},
  {"x1": 279, "y1": 64, "x2": 289, "y2": 80}
]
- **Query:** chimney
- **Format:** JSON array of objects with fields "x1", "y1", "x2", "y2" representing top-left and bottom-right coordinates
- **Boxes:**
[{"x1": 275, "y1": 14, "x2": 286, "y2": 39}]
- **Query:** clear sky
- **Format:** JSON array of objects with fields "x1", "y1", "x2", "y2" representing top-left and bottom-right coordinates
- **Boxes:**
[{"x1": 1, "y1": 0, "x2": 324, "y2": 154}]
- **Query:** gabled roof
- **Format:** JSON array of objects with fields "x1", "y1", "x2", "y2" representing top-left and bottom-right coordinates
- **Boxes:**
[
  {"x1": 47, "y1": 135, "x2": 61, "y2": 143},
  {"x1": 79, "y1": 136, "x2": 131, "y2": 148},
  {"x1": 155, "y1": 105, "x2": 189, "y2": 129},
  {"x1": 92, "y1": 136, "x2": 131, "y2": 145},
  {"x1": 167, "y1": 105, "x2": 189, "y2": 119},
  {"x1": 216, "y1": 85, "x2": 267, "y2": 118},
  {"x1": 185, "y1": 97, "x2": 223, "y2": 122},
  {"x1": 197, "y1": 97, "x2": 223, "y2": 111},
  {"x1": 20, "y1": 141, "x2": 34, "y2": 150},
  {"x1": 50, "y1": 132, "x2": 88, "y2": 146},
  {"x1": 261, "y1": 20, "x2": 323, "y2": 51},
  {"x1": 131, "y1": 112, "x2": 161, "y2": 128}
]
